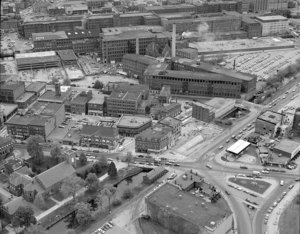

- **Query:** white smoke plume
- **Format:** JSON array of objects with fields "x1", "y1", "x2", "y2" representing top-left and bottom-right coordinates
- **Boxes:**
[{"x1": 182, "y1": 22, "x2": 215, "y2": 42}]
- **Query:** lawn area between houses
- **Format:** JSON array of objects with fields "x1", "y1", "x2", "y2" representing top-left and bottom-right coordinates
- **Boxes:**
[
  {"x1": 279, "y1": 194, "x2": 300, "y2": 234},
  {"x1": 228, "y1": 177, "x2": 271, "y2": 194}
]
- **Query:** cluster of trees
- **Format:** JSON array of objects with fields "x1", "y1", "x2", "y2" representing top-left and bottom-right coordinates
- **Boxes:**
[
  {"x1": 93, "y1": 80, "x2": 104, "y2": 89},
  {"x1": 27, "y1": 135, "x2": 44, "y2": 165},
  {"x1": 77, "y1": 154, "x2": 108, "y2": 179},
  {"x1": 107, "y1": 162, "x2": 118, "y2": 178},
  {"x1": 51, "y1": 77, "x2": 71, "y2": 86}
]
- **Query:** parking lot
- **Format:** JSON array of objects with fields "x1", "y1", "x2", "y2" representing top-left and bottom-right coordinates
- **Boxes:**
[
  {"x1": 224, "y1": 49, "x2": 300, "y2": 81},
  {"x1": 1, "y1": 32, "x2": 33, "y2": 52}
]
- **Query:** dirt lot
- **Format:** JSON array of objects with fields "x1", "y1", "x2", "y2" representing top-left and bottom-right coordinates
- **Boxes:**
[
  {"x1": 1, "y1": 32, "x2": 33, "y2": 52},
  {"x1": 18, "y1": 67, "x2": 67, "y2": 83}
]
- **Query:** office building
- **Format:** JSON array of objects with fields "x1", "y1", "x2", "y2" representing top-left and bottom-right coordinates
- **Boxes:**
[
  {"x1": 106, "y1": 84, "x2": 149, "y2": 117},
  {"x1": 79, "y1": 125, "x2": 119, "y2": 149},
  {"x1": 273, "y1": 139, "x2": 300, "y2": 159},
  {"x1": 158, "y1": 85, "x2": 171, "y2": 104},
  {"x1": 145, "y1": 183, "x2": 233, "y2": 234},
  {"x1": 87, "y1": 94, "x2": 107, "y2": 116},
  {"x1": 25, "y1": 82, "x2": 47, "y2": 97},
  {"x1": 255, "y1": 111, "x2": 284, "y2": 136},
  {"x1": 195, "y1": 1, "x2": 240, "y2": 14},
  {"x1": 151, "y1": 103, "x2": 181, "y2": 121},
  {"x1": 159, "y1": 117, "x2": 181, "y2": 141},
  {"x1": 0, "y1": 104, "x2": 18, "y2": 128},
  {"x1": 116, "y1": 115, "x2": 152, "y2": 136},
  {"x1": 6, "y1": 102, "x2": 65, "y2": 140},
  {"x1": 15, "y1": 92, "x2": 36, "y2": 109},
  {"x1": 142, "y1": 4, "x2": 196, "y2": 14},
  {"x1": 255, "y1": 15, "x2": 288, "y2": 36},
  {"x1": 0, "y1": 82, "x2": 25, "y2": 104}
]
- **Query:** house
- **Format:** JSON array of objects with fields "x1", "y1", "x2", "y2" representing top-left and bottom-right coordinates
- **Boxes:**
[
  {"x1": 8, "y1": 167, "x2": 33, "y2": 196},
  {"x1": 23, "y1": 161, "x2": 75, "y2": 201},
  {"x1": 143, "y1": 166, "x2": 168, "y2": 184}
]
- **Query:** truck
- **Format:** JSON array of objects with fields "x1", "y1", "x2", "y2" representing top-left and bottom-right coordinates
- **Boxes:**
[{"x1": 253, "y1": 171, "x2": 261, "y2": 176}]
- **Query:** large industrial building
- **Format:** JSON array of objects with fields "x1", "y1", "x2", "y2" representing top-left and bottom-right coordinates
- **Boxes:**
[
  {"x1": 145, "y1": 182, "x2": 233, "y2": 234},
  {"x1": 116, "y1": 115, "x2": 152, "y2": 136},
  {"x1": 255, "y1": 15, "x2": 288, "y2": 36},
  {"x1": 255, "y1": 110, "x2": 284, "y2": 136}
]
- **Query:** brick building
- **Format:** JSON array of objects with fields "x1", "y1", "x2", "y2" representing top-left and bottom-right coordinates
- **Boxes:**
[
  {"x1": 79, "y1": 125, "x2": 119, "y2": 149},
  {"x1": 25, "y1": 82, "x2": 47, "y2": 97},
  {"x1": 255, "y1": 15, "x2": 288, "y2": 36},
  {"x1": 87, "y1": 95, "x2": 106, "y2": 116},
  {"x1": 241, "y1": 16, "x2": 262, "y2": 38},
  {"x1": 15, "y1": 92, "x2": 36, "y2": 109},
  {"x1": 151, "y1": 103, "x2": 181, "y2": 121},
  {"x1": 255, "y1": 111, "x2": 284, "y2": 136},
  {"x1": 0, "y1": 137, "x2": 14, "y2": 160},
  {"x1": 292, "y1": 108, "x2": 300, "y2": 137},
  {"x1": 70, "y1": 91, "x2": 92, "y2": 115},
  {"x1": 0, "y1": 82, "x2": 25, "y2": 104}
]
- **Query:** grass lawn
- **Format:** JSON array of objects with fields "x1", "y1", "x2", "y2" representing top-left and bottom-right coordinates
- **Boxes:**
[
  {"x1": 44, "y1": 198, "x2": 57, "y2": 210},
  {"x1": 139, "y1": 218, "x2": 176, "y2": 234},
  {"x1": 52, "y1": 191, "x2": 65, "y2": 202},
  {"x1": 228, "y1": 177, "x2": 271, "y2": 194},
  {"x1": 279, "y1": 195, "x2": 300, "y2": 234}
]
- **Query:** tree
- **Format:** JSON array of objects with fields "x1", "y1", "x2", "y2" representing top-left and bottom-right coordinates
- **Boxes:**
[
  {"x1": 63, "y1": 78, "x2": 71, "y2": 86},
  {"x1": 101, "y1": 184, "x2": 116, "y2": 212},
  {"x1": 122, "y1": 188, "x2": 133, "y2": 199},
  {"x1": 52, "y1": 77, "x2": 59, "y2": 84},
  {"x1": 145, "y1": 106, "x2": 151, "y2": 115},
  {"x1": 95, "y1": 194, "x2": 103, "y2": 211},
  {"x1": 107, "y1": 162, "x2": 118, "y2": 178},
  {"x1": 34, "y1": 193, "x2": 46, "y2": 210},
  {"x1": 124, "y1": 152, "x2": 133, "y2": 166},
  {"x1": 98, "y1": 155, "x2": 108, "y2": 169},
  {"x1": 12, "y1": 206, "x2": 36, "y2": 228},
  {"x1": 288, "y1": 1, "x2": 296, "y2": 8},
  {"x1": 75, "y1": 202, "x2": 93, "y2": 226},
  {"x1": 50, "y1": 144, "x2": 62, "y2": 163},
  {"x1": 93, "y1": 80, "x2": 104, "y2": 89},
  {"x1": 79, "y1": 152, "x2": 87, "y2": 166},
  {"x1": 61, "y1": 176, "x2": 85, "y2": 201},
  {"x1": 25, "y1": 224, "x2": 47, "y2": 234},
  {"x1": 27, "y1": 135, "x2": 44, "y2": 165},
  {"x1": 85, "y1": 173, "x2": 100, "y2": 193}
]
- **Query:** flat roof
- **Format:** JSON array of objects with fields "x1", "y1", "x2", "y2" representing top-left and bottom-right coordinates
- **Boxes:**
[
  {"x1": 0, "y1": 82, "x2": 24, "y2": 90},
  {"x1": 193, "y1": 102, "x2": 215, "y2": 111},
  {"x1": 117, "y1": 115, "x2": 152, "y2": 128},
  {"x1": 38, "y1": 90, "x2": 68, "y2": 102},
  {"x1": 5, "y1": 115, "x2": 50, "y2": 126},
  {"x1": 102, "y1": 25, "x2": 164, "y2": 34},
  {"x1": 25, "y1": 82, "x2": 46, "y2": 93},
  {"x1": 159, "y1": 117, "x2": 181, "y2": 128},
  {"x1": 57, "y1": 50, "x2": 77, "y2": 61},
  {"x1": 273, "y1": 139, "x2": 300, "y2": 155},
  {"x1": 109, "y1": 90, "x2": 141, "y2": 101},
  {"x1": 136, "y1": 124, "x2": 172, "y2": 140},
  {"x1": 32, "y1": 31, "x2": 68, "y2": 41},
  {"x1": 258, "y1": 111, "x2": 283, "y2": 125},
  {"x1": 256, "y1": 15, "x2": 288, "y2": 22},
  {"x1": 122, "y1": 54, "x2": 159, "y2": 65},
  {"x1": 189, "y1": 37, "x2": 294, "y2": 54},
  {"x1": 0, "y1": 103, "x2": 18, "y2": 116},
  {"x1": 227, "y1": 140, "x2": 251, "y2": 155},
  {"x1": 15, "y1": 92, "x2": 35, "y2": 103},
  {"x1": 146, "y1": 183, "x2": 231, "y2": 230},
  {"x1": 15, "y1": 51, "x2": 57, "y2": 59},
  {"x1": 206, "y1": 98, "x2": 235, "y2": 110}
]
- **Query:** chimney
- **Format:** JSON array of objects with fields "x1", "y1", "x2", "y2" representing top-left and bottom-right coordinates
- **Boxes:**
[
  {"x1": 172, "y1": 24, "x2": 176, "y2": 58},
  {"x1": 136, "y1": 37, "x2": 139, "y2": 55},
  {"x1": 55, "y1": 82, "x2": 61, "y2": 96},
  {"x1": 233, "y1": 59, "x2": 236, "y2": 70}
]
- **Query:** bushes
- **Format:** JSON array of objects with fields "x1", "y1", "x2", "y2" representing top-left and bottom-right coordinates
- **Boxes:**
[
  {"x1": 112, "y1": 199, "x2": 122, "y2": 207},
  {"x1": 122, "y1": 188, "x2": 133, "y2": 200}
]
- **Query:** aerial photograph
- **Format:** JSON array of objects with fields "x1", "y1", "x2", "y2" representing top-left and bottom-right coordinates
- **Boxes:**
[{"x1": 0, "y1": 0, "x2": 300, "y2": 234}]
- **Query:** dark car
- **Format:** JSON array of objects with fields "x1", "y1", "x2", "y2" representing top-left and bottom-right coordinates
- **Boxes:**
[
  {"x1": 225, "y1": 190, "x2": 230, "y2": 195},
  {"x1": 240, "y1": 166, "x2": 248, "y2": 169},
  {"x1": 173, "y1": 163, "x2": 180, "y2": 167},
  {"x1": 93, "y1": 150, "x2": 100, "y2": 153}
]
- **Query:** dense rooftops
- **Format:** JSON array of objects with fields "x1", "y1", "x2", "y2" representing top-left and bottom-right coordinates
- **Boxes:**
[
  {"x1": 80, "y1": 125, "x2": 118, "y2": 138},
  {"x1": 136, "y1": 124, "x2": 172, "y2": 140}
]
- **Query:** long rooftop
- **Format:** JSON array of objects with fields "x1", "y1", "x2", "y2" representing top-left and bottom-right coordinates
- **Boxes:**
[{"x1": 117, "y1": 115, "x2": 152, "y2": 128}]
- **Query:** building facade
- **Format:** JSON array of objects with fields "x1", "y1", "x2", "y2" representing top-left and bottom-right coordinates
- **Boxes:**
[
  {"x1": 0, "y1": 82, "x2": 25, "y2": 104},
  {"x1": 255, "y1": 111, "x2": 283, "y2": 136},
  {"x1": 116, "y1": 115, "x2": 152, "y2": 136},
  {"x1": 292, "y1": 108, "x2": 300, "y2": 137},
  {"x1": 0, "y1": 137, "x2": 14, "y2": 160},
  {"x1": 192, "y1": 102, "x2": 215, "y2": 123},
  {"x1": 256, "y1": 15, "x2": 288, "y2": 36}
]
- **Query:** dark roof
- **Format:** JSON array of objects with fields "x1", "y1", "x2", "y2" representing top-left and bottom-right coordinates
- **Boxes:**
[
  {"x1": 38, "y1": 90, "x2": 69, "y2": 102},
  {"x1": 145, "y1": 166, "x2": 168, "y2": 181},
  {"x1": 5, "y1": 115, "x2": 50, "y2": 126},
  {"x1": 0, "y1": 82, "x2": 24, "y2": 91},
  {"x1": 32, "y1": 31, "x2": 68, "y2": 41},
  {"x1": 80, "y1": 125, "x2": 119, "y2": 138},
  {"x1": 16, "y1": 54, "x2": 60, "y2": 66},
  {"x1": 65, "y1": 29, "x2": 98, "y2": 39},
  {"x1": 71, "y1": 95, "x2": 89, "y2": 105},
  {"x1": 57, "y1": 50, "x2": 77, "y2": 61},
  {"x1": 25, "y1": 82, "x2": 46, "y2": 93},
  {"x1": 122, "y1": 54, "x2": 158, "y2": 65},
  {"x1": 35, "y1": 161, "x2": 75, "y2": 190},
  {"x1": 136, "y1": 124, "x2": 172, "y2": 140}
]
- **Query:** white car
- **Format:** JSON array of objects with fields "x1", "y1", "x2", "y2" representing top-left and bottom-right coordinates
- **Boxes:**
[{"x1": 280, "y1": 180, "x2": 284, "y2": 186}]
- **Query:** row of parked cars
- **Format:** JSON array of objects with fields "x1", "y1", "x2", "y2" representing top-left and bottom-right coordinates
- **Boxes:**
[{"x1": 94, "y1": 221, "x2": 114, "y2": 234}]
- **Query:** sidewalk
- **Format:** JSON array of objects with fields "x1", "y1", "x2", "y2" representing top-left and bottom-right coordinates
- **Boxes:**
[
  {"x1": 35, "y1": 161, "x2": 127, "y2": 221},
  {"x1": 266, "y1": 183, "x2": 300, "y2": 234}
]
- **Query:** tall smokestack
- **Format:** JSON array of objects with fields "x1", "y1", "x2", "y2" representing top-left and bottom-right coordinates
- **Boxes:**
[
  {"x1": 172, "y1": 24, "x2": 176, "y2": 58},
  {"x1": 136, "y1": 38, "x2": 139, "y2": 55},
  {"x1": 233, "y1": 59, "x2": 236, "y2": 70},
  {"x1": 55, "y1": 82, "x2": 61, "y2": 97}
]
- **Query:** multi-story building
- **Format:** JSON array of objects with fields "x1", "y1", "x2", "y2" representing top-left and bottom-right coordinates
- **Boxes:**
[
  {"x1": 0, "y1": 137, "x2": 14, "y2": 160},
  {"x1": 292, "y1": 108, "x2": 300, "y2": 137},
  {"x1": 170, "y1": 58, "x2": 257, "y2": 94},
  {"x1": 192, "y1": 102, "x2": 215, "y2": 123},
  {"x1": 122, "y1": 54, "x2": 159, "y2": 80},
  {"x1": 100, "y1": 29, "x2": 170, "y2": 62},
  {"x1": 0, "y1": 104, "x2": 18, "y2": 128},
  {"x1": 135, "y1": 124, "x2": 172, "y2": 153},
  {"x1": 6, "y1": 102, "x2": 65, "y2": 140},
  {"x1": 158, "y1": 85, "x2": 171, "y2": 104},
  {"x1": 158, "y1": 117, "x2": 181, "y2": 142},
  {"x1": 86, "y1": 0, "x2": 108, "y2": 10},
  {"x1": 25, "y1": 82, "x2": 47, "y2": 97},
  {"x1": 255, "y1": 110, "x2": 284, "y2": 136},
  {"x1": 176, "y1": 48, "x2": 198, "y2": 60},
  {"x1": 144, "y1": 69, "x2": 242, "y2": 98},
  {"x1": 151, "y1": 103, "x2": 181, "y2": 120},
  {"x1": 106, "y1": 84, "x2": 149, "y2": 117},
  {"x1": 47, "y1": 1, "x2": 88, "y2": 16},
  {"x1": 15, "y1": 92, "x2": 36, "y2": 109},
  {"x1": 142, "y1": 4, "x2": 196, "y2": 14},
  {"x1": 15, "y1": 51, "x2": 61, "y2": 71},
  {"x1": 116, "y1": 115, "x2": 152, "y2": 136},
  {"x1": 0, "y1": 82, "x2": 25, "y2": 104},
  {"x1": 79, "y1": 125, "x2": 119, "y2": 149},
  {"x1": 255, "y1": 15, "x2": 288, "y2": 36},
  {"x1": 38, "y1": 83, "x2": 71, "y2": 104},
  {"x1": 32, "y1": 31, "x2": 72, "y2": 52},
  {"x1": 241, "y1": 16, "x2": 262, "y2": 38},
  {"x1": 145, "y1": 183, "x2": 233, "y2": 234},
  {"x1": 70, "y1": 91, "x2": 92, "y2": 115},
  {"x1": 87, "y1": 95, "x2": 106, "y2": 116},
  {"x1": 267, "y1": 0, "x2": 288, "y2": 10},
  {"x1": 195, "y1": 1, "x2": 240, "y2": 14}
]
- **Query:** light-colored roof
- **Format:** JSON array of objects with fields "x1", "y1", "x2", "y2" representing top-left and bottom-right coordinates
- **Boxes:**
[
  {"x1": 256, "y1": 15, "x2": 288, "y2": 22},
  {"x1": 227, "y1": 140, "x2": 250, "y2": 155},
  {"x1": 117, "y1": 115, "x2": 152, "y2": 128},
  {"x1": 35, "y1": 161, "x2": 75, "y2": 190},
  {"x1": 32, "y1": 31, "x2": 68, "y2": 41},
  {"x1": 273, "y1": 139, "x2": 300, "y2": 155},
  {"x1": 15, "y1": 51, "x2": 57, "y2": 59}
]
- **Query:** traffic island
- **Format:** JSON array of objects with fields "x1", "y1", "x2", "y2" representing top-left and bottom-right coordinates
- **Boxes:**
[{"x1": 228, "y1": 177, "x2": 271, "y2": 194}]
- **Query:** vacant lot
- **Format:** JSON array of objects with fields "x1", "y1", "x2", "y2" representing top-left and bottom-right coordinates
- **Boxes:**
[{"x1": 279, "y1": 194, "x2": 300, "y2": 234}]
